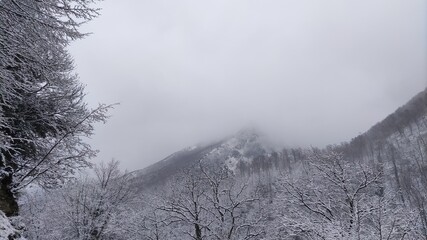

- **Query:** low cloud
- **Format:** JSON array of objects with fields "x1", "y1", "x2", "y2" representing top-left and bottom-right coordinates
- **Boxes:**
[{"x1": 69, "y1": 0, "x2": 427, "y2": 170}]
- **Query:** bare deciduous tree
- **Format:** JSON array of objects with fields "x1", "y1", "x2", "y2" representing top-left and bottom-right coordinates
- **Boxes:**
[
  {"x1": 0, "y1": 0, "x2": 109, "y2": 216},
  {"x1": 21, "y1": 159, "x2": 134, "y2": 240},
  {"x1": 155, "y1": 162, "x2": 264, "y2": 240},
  {"x1": 277, "y1": 150, "x2": 421, "y2": 239}
]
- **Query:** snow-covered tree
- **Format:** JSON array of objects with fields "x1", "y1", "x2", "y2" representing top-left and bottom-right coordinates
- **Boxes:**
[
  {"x1": 21, "y1": 160, "x2": 134, "y2": 240},
  {"x1": 199, "y1": 164, "x2": 264, "y2": 240},
  {"x1": 276, "y1": 150, "x2": 422, "y2": 239},
  {"x1": 111, "y1": 195, "x2": 171, "y2": 240},
  {"x1": 154, "y1": 162, "x2": 265, "y2": 240},
  {"x1": 0, "y1": 0, "x2": 108, "y2": 215}
]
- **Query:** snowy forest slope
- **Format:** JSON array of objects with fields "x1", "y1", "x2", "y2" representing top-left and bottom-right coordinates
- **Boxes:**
[
  {"x1": 134, "y1": 88, "x2": 427, "y2": 188},
  {"x1": 18, "y1": 87, "x2": 427, "y2": 239},
  {"x1": 116, "y1": 88, "x2": 427, "y2": 239}
]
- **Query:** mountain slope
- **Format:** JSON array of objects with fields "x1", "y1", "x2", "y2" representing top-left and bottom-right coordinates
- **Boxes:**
[
  {"x1": 130, "y1": 129, "x2": 278, "y2": 189},
  {"x1": 133, "y1": 88, "x2": 427, "y2": 191},
  {"x1": 130, "y1": 142, "x2": 222, "y2": 189},
  {"x1": 346, "y1": 88, "x2": 427, "y2": 158}
]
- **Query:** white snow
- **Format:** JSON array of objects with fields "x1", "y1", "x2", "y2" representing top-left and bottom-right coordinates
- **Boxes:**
[
  {"x1": 0, "y1": 211, "x2": 24, "y2": 240},
  {"x1": 225, "y1": 157, "x2": 239, "y2": 173}
]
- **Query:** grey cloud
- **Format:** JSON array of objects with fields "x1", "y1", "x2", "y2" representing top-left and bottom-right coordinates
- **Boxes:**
[{"x1": 69, "y1": 0, "x2": 427, "y2": 170}]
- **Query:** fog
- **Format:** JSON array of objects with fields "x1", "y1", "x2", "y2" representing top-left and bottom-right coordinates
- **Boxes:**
[{"x1": 69, "y1": 0, "x2": 427, "y2": 171}]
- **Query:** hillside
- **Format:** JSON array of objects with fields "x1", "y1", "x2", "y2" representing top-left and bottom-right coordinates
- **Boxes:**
[
  {"x1": 133, "y1": 88, "x2": 427, "y2": 182},
  {"x1": 21, "y1": 88, "x2": 427, "y2": 240},
  {"x1": 346, "y1": 88, "x2": 427, "y2": 158}
]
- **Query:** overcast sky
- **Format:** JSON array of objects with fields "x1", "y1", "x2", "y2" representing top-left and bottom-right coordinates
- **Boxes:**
[{"x1": 69, "y1": 0, "x2": 427, "y2": 171}]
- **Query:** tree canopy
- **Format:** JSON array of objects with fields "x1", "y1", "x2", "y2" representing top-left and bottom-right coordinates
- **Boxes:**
[{"x1": 0, "y1": 0, "x2": 109, "y2": 216}]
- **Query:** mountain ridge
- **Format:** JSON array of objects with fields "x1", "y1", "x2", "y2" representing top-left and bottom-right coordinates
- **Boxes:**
[{"x1": 132, "y1": 87, "x2": 427, "y2": 188}]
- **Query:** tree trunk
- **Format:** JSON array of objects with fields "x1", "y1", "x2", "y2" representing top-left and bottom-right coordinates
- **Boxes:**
[
  {"x1": 195, "y1": 223, "x2": 202, "y2": 240},
  {"x1": 0, "y1": 173, "x2": 18, "y2": 216},
  {"x1": 0, "y1": 153, "x2": 19, "y2": 216}
]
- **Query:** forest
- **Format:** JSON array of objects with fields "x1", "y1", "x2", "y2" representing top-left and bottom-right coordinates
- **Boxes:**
[{"x1": 1, "y1": 0, "x2": 427, "y2": 239}]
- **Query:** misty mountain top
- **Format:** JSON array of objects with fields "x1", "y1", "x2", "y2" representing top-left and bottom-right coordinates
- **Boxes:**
[
  {"x1": 130, "y1": 87, "x2": 427, "y2": 189},
  {"x1": 127, "y1": 127, "x2": 275, "y2": 186}
]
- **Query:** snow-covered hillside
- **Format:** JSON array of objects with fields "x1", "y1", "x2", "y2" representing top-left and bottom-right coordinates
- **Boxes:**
[
  {"x1": 19, "y1": 88, "x2": 427, "y2": 239},
  {"x1": 129, "y1": 128, "x2": 278, "y2": 188}
]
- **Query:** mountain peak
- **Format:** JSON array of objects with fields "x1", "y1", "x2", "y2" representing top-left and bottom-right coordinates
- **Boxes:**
[{"x1": 234, "y1": 127, "x2": 262, "y2": 142}]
